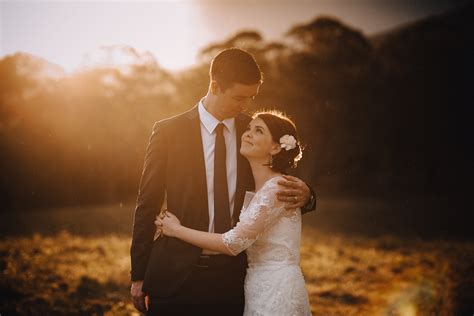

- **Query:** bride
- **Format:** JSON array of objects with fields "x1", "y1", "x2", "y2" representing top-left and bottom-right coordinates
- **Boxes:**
[{"x1": 155, "y1": 110, "x2": 312, "y2": 315}]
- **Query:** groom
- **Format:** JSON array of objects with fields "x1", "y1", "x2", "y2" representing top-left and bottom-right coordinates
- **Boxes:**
[{"x1": 130, "y1": 48, "x2": 316, "y2": 315}]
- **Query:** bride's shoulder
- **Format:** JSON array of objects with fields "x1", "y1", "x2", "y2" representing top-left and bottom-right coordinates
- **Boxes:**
[
  {"x1": 257, "y1": 175, "x2": 284, "y2": 198},
  {"x1": 249, "y1": 176, "x2": 286, "y2": 213},
  {"x1": 265, "y1": 175, "x2": 284, "y2": 189}
]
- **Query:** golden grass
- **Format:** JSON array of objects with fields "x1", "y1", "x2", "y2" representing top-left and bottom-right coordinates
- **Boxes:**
[
  {"x1": 0, "y1": 228, "x2": 472, "y2": 315},
  {"x1": 300, "y1": 227, "x2": 472, "y2": 315}
]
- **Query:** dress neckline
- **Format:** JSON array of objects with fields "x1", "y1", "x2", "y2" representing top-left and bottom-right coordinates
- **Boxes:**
[{"x1": 252, "y1": 174, "x2": 283, "y2": 193}]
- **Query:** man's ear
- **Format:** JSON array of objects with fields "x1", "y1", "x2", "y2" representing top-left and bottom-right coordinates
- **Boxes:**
[
  {"x1": 210, "y1": 81, "x2": 220, "y2": 95},
  {"x1": 270, "y1": 143, "x2": 282, "y2": 156}
]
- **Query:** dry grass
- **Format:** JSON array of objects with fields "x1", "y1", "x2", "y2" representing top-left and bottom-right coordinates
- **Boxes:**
[
  {"x1": 300, "y1": 228, "x2": 473, "y2": 315},
  {"x1": 0, "y1": 231, "x2": 136, "y2": 315},
  {"x1": 1, "y1": 227, "x2": 472, "y2": 315}
]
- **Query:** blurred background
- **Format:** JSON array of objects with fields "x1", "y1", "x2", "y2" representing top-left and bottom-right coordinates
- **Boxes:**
[{"x1": 0, "y1": 0, "x2": 473, "y2": 315}]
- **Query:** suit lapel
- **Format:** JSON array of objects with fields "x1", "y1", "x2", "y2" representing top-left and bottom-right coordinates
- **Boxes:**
[
  {"x1": 233, "y1": 113, "x2": 254, "y2": 225},
  {"x1": 185, "y1": 105, "x2": 210, "y2": 227}
]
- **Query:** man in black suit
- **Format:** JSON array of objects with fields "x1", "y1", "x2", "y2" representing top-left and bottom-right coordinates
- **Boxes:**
[{"x1": 130, "y1": 48, "x2": 316, "y2": 315}]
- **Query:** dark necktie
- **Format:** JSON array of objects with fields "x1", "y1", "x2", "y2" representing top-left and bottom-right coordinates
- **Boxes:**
[{"x1": 214, "y1": 123, "x2": 231, "y2": 233}]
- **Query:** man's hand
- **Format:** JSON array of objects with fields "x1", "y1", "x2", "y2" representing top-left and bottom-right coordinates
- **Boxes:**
[
  {"x1": 276, "y1": 175, "x2": 311, "y2": 210},
  {"x1": 131, "y1": 280, "x2": 147, "y2": 313}
]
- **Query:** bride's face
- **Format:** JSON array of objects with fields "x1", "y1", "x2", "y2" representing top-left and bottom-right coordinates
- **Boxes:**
[{"x1": 240, "y1": 117, "x2": 281, "y2": 160}]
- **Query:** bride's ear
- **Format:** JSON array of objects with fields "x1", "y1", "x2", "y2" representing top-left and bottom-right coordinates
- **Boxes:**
[{"x1": 270, "y1": 142, "x2": 282, "y2": 156}]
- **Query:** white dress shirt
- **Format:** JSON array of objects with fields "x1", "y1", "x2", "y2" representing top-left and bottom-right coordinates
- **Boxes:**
[{"x1": 198, "y1": 99, "x2": 237, "y2": 235}]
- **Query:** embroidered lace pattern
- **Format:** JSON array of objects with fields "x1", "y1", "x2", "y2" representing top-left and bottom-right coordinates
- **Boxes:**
[{"x1": 222, "y1": 176, "x2": 312, "y2": 315}]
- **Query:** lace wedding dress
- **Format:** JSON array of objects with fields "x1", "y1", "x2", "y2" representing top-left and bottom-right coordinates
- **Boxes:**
[{"x1": 222, "y1": 176, "x2": 312, "y2": 316}]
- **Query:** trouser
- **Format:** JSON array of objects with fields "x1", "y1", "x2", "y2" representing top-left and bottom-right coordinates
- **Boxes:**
[{"x1": 146, "y1": 254, "x2": 246, "y2": 316}]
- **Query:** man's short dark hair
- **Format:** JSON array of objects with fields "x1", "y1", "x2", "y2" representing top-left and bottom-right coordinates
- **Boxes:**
[{"x1": 210, "y1": 47, "x2": 263, "y2": 91}]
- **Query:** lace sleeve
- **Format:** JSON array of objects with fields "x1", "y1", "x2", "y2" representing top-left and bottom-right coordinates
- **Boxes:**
[{"x1": 222, "y1": 178, "x2": 285, "y2": 255}]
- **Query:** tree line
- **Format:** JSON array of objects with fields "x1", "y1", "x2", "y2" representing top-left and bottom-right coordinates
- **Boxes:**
[{"x1": 0, "y1": 7, "x2": 471, "y2": 210}]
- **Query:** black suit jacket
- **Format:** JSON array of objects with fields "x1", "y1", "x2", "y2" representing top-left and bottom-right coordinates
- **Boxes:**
[{"x1": 130, "y1": 105, "x2": 254, "y2": 297}]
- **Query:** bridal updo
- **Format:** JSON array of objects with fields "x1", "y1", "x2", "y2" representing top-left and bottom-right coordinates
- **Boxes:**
[{"x1": 253, "y1": 110, "x2": 303, "y2": 174}]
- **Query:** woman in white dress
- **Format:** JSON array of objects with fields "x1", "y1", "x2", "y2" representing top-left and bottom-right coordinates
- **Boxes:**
[{"x1": 155, "y1": 110, "x2": 312, "y2": 315}]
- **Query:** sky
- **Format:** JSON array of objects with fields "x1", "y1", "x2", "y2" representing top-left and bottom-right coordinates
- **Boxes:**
[{"x1": 0, "y1": 0, "x2": 467, "y2": 73}]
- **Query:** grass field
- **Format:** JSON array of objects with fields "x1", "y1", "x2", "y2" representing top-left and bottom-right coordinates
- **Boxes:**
[{"x1": 1, "y1": 201, "x2": 473, "y2": 315}]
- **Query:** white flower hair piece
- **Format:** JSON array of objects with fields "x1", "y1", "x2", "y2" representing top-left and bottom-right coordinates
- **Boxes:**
[{"x1": 279, "y1": 134, "x2": 297, "y2": 151}]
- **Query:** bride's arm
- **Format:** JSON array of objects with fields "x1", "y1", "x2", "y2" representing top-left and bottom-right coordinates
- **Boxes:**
[
  {"x1": 156, "y1": 181, "x2": 286, "y2": 256},
  {"x1": 175, "y1": 226, "x2": 234, "y2": 256},
  {"x1": 155, "y1": 212, "x2": 234, "y2": 256}
]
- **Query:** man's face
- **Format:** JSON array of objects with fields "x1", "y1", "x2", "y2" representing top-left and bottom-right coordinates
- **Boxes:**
[{"x1": 214, "y1": 82, "x2": 260, "y2": 120}]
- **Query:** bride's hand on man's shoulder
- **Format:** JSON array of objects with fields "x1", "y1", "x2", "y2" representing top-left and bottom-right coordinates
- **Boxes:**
[{"x1": 155, "y1": 209, "x2": 181, "y2": 237}]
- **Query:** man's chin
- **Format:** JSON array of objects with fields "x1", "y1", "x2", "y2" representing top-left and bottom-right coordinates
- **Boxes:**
[{"x1": 229, "y1": 109, "x2": 244, "y2": 117}]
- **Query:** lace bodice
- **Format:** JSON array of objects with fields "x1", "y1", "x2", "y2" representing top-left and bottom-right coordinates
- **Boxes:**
[
  {"x1": 222, "y1": 176, "x2": 302, "y2": 267},
  {"x1": 222, "y1": 176, "x2": 311, "y2": 315}
]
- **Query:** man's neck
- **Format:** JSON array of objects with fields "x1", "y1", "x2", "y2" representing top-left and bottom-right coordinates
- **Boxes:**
[{"x1": 202, "y1": 94, "x2": 224, "y2": 122}]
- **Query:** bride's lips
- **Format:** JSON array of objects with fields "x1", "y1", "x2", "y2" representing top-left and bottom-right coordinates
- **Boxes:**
[{"x1": 242, "y1": 140, "x2": 253, "y2": 146}]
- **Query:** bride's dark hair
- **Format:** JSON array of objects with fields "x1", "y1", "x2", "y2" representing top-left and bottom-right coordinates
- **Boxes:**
[{"x1": 252, "y1": 110, "x2": 303, "y2": 174}]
